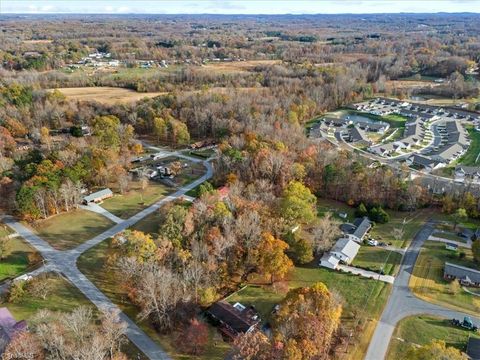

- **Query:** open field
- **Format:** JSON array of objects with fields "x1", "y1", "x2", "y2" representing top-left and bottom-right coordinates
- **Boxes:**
[
  {"x1": 0, "y1": 236, "x2": 38, "y2": 281},
  {"x1": 458, "y1": 128, "x2": 480, "y2": 166},
  {"x1": 77, "y1": 240, "x2": 230, "y2": 360},
  {"x1": 30, "y1": 210, "x2": 114, "y2": 250},
  {"x1": 1, "y1": 273, "x2": 147, "y2": 359},
  {"x1": 0, "y1": 223, "x2": 12, "y2": 238},
  {"x1": 387, "y1": 315, "x2": 478, "y2": 360},
  {"x1": 410, "y1": 241, "x2": 480, "y2": 315},
  {"x1": 200, "y1": 59, "x2": 281, "y2": 74},
  {"x1": 228, "y1": 265, "x2": 391, "y2": 360},
  {"x1": 54, "y1": 86, "x2": 168, "y2": 104},
  {"x1": 101, "y1": 182, "x2": 169, "y2": 219},
  {"x1": 352, "y1": 246, "x2": 403, "y2": 276}
]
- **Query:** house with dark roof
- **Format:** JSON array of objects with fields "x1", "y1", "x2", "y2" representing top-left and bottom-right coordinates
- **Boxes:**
[
  {"x1": 455, "y1": 166, "x2": 480, "y2": 184},
  {"x1": 207, "y1": 301, "x2": 260, "y2": 339},
  {"x1": 444, "y1": 262, "x2": 480, "y2": 287},
  {"x1": 406, "y1": 154, "x2": 443, "y2": 172},
  {"x1": 348, "y1": 126, "x2": 372, "y2": 146},
  {"x1": 467, "y1": 337, "x2": 480, "y2": 360},
  {"x1": 342, "y1": 217, "x2": 372, "y2": 243},
  {"x1": 0, "y1": 308, "x2": 27, "y2": 354}
]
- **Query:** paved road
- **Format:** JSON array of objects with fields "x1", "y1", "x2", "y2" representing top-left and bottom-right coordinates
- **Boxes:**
[
  {"x1": 365, "y1": 222, "x2": 480, "y2": 360},
  {"x1": 79, "y1": 204, "x2": 124, "y2": 224},
  {"x1": 1, "y1": 153, "x2": 214, "y2": 360}
]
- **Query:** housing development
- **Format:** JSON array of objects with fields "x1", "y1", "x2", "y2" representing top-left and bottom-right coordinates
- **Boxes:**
[{"x1": 0, "y1": 2, "x2": 480, "y2": 360}]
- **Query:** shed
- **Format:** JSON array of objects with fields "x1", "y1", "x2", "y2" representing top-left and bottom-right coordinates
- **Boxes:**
[
  {"x1": 319, "y1": 253, "x2": 340, "y2": 270},
  {"x1": 83, "y1": 188, "x2": 113, "y2": 204}
]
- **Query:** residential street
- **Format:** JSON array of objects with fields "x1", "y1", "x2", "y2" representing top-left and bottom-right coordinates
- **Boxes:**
[
  {"x1": 365, "y1": 222, "x2": 480, "y2": 360},
  {"x1": 1, "y1": 152, "x2": 214, "y2": 360}
]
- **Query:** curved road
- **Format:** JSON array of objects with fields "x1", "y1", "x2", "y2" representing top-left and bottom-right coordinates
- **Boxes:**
[
  {"x1": 365, "y1": 221, "x2": 480, "y2": 360},
  {"x1": 1, "y1": 152, "x2": 214, "y2": 360}
]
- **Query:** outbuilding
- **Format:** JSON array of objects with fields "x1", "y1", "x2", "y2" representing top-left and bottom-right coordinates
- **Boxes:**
[{"x1": 82, "y1": 188, "x2": 113, "y2": 204}]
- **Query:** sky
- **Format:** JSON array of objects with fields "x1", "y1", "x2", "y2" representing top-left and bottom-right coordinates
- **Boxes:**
[{"x1": 1, "y1": 0, "x2": 480, "y2": 15}]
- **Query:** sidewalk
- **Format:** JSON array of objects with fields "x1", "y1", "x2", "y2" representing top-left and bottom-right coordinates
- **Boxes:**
[{"x1": 338, "y1": 264, "x2": 395, "y2": 284}]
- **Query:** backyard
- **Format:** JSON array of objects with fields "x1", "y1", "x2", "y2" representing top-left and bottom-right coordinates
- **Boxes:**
[
  {"x1": 227, "y1": 265, "x2": 391, "y2": 360},
  {"x1": 29, "y1": 209, "x2": 114, "y2": 250},
  {"x1": 409, "y1": 241, "x2": 480, "y2": 315},
  {"x1": 77, "y1": 240, "x2": 230, "y2": 360},
  {"x1": 101, "y1": 181, "x2": 169, "y2": 219},
  {"x1": 387, "y1": 315, "x2": 478, "y2": 360}
]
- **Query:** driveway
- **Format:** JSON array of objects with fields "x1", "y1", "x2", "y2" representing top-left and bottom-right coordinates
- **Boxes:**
[
  {"x1": 1, "y1": 150, "x2": 214, "y2": 360},
  {"x1": 337, "y1": 265, "x2": 395, "y2": 284},
  {"x1": 365, "y1": 222, "x2": 480, "y2": 360}
]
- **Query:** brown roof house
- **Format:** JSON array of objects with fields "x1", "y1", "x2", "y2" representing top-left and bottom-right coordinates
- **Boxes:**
[{"x1": 207, "y1": 301, "x2": 260, "y2": 339}]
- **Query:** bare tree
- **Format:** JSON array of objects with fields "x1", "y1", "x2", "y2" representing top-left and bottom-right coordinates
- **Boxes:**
[{"x1": 312, "y1": 212, "x2": 341, "y2": 255}]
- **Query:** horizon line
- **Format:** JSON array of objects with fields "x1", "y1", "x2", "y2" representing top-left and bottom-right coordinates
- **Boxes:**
[{"x1": 2, "y1": 11, "x2": 480, "y2": 15}]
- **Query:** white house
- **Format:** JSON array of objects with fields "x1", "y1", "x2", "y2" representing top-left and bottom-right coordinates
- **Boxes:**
[
  {"x1": 330, "y1": 238, "x2": 361, "y2": 264},
  {"x1": 319, "y1": 253, "x2": 340, "y2": 270}
]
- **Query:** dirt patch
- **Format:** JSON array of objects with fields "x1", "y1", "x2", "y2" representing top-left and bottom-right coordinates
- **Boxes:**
[
  {"x1": 53, "y1": 87, "x2": 168, "y2": 104},
  {"x1": 200, "y1": 60, "x2": 281, "y2": 73}
]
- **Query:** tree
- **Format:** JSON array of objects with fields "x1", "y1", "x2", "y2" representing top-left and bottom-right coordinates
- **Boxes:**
[
  {"x1": 27, "y1": 273, "x2": 53, "y2": 300},
  {"x1": 290, "y1": 236, "x2": 314, "y2": 264},
  {"x1": 448, "y1": 279, "x2": 461, "y2": 295},
  {"x1": 92, "y1": 115, "x2": 121, "y2": 150},
  {"x1": 159, "y1": 204, "x2": 188, "y2": 248},
  {"x1": 273, "y1": 282, "x2": 342, "y2": 359},
  {"x1": 407, "y1": 340, "x2": 468, "y2": 360},
  {"x1": 0, "y1": 235, "x2": 11, "y2": 260},
  {"x1": 312, "y1": 212, "x2": 341, "y2": 255},
  {"x1": 152, "y1": 117, "x2": 168, "y2": 143},
  {"x1": 451, "y1": 208, "x2": 468, "y2": 231},
  {"x1": 472, "y1": 240, "x2": 480, "y2": 263},
  {"x1": 257, "y1": 233, "x2": 293, "y2": 284},
  {"x1": 232, "y1": 331, "x2": 273, "y2": 360},
  {"x1": 355, "y1": 203, "x2": 368, "y2": 217},
  {"x1": 280, "y1": 180, "x2": 316, "y2": 225},
  {"x1": 115, "y1": 230, "x2": 157, "y2": 263},
  {"x1": 175, "y1": 318, "x2": 208, "y2": 355},
  {"x1": 40, "y1": 127, "x2": 51, "y2": 150},
  {"x1": 2, "y1": 331, "x2": 44, "y2": 360}
]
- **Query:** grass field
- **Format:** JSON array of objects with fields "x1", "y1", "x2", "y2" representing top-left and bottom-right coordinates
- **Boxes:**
[
  {"x1": 228, "y1": 265, "x2": 391, "y2": 360},
  {"x1": 0, "y1": 223, "x2": 12, "y2": 238},
  {"x1": 345, "y1": 109, "x2": 408, "y2": 129},
  {"x1": 30, "y1": 210, "x2": 114, "y2": 250},
  {"x1": 431, "y1": 230, "x2": 468, "y2": 243},
  {"x1": 1, "y1": 273, "x2": 147, "y2": 359},
  {"x1": 101, "y1": 182, "x2": 169, "y2": 219},
  {"x1": 410, "y1": 242, "x2": 480, "y2": 315},
  {"x1": 77, "y1": 240, "x2": 230, "y2": 360},
  {"x1": 0, "y1": 236, "x2": 38, "y2": 281},
  {"x1": 352, "y1": 246, "x2": 403, "y2": 275},
  {"x1": 200, "y1": 60, "x2": 281, "y2": 74},
  {"x1": 387, "y1": 315, "x2": 477, "y2": 360},
  {"x1": 54, "y1": 86, "x2": 168, "y2": 104},
  {"x1": 458, "y1": 128, "x2": 480, "y2": 166}
]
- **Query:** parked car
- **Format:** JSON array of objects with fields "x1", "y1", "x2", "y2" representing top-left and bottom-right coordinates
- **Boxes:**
[{"x1": 367, "y1": 239, "x2": 378, "y2": 246}]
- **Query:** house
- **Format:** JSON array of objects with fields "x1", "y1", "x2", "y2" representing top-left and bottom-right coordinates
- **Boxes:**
[
  {"x1": 406, "y1": 154, "x2": 443, "y2": 172},
  {"x1": 455, "y1": 166, "x2": 480, "y2": 183},
  {"x1": 342, "y1": 217, "x2": 372, "y2": 243},
  {"x1": 0, "y1": 308, "x2": 27, "y2": 354},
  {"x1": 83, "y1": 188, "x2": 113, "y2": 204},
  {"x1": 467, "y1": 337, "x2": 480, "y2": 360},
  {"x1": 444, "y1": 262, "x2": 480, "y2": 287},
  {"x1": 207, "y1": 301, "x2": 260, "y2": 339},
  {"x1": 330, "y1": 238, "x2": 361, "y2": 264},
  {"x1": 348, "y1": 126, "x2": 372, "y2": 146},
  {"x1": 319, "y1": 253, "x2": 340, "y2": 270},
  {"x1": 445, "y1": 242, "x2": 458, "y2": 251}
]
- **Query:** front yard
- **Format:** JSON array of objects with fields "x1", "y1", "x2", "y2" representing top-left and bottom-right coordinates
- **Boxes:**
[
  {"x1": 409, "y1": 241, "x2": 480, "y2": 315},
  {"x1": 352, "y1": 246, "x2": 402, "y2": 276},
  {"x1": 29, "y1": 209, "x2": 114, "y2": 250},
  {"x1": 101, "y1": 181, "x2": 169, "y2": 219},
  {"x1": 387, "y1": 315, "x2": 478, "y2": 360},
  {"x1": 0, "y1": 235, "x2": 39, "y2": 281}
]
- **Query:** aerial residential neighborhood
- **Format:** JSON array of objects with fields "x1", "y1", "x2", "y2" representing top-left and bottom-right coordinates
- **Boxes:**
[{"x1": 0, "y1": 1, "x2": 480, "y2": 360}]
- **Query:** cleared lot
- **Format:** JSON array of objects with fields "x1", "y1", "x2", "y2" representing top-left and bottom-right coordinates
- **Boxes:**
[{"x1": 54, "y1": 86, "x2": 167, "y2": 104}]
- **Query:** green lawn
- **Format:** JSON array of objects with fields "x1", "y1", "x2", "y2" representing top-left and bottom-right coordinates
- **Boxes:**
[
  {"x1": 101, "y1": 182, "x2": 168, "y2": 219},
  {"x1": 431, "y1": 230, "x2": 468, "y2": 243},
  {"x1": 368, "y1": 208, "x2": 432, "y2": 248},
  {"x1": 410, "y1": 242, "x2": 480, "y2": 315},
  {"x1": 387, "y1": 315, "x2": 478, "y2": 360},
  {"x1": 352, "y1": 246, "x2": 403, "y2": 275},
  {"x1": 346, "y1": 109, "x2": 408, "y2": 129},
  {"x1": 1, "y1": 273, "x2": 147, "y2": 359},
  {"x1": 30, "y1": 209, "x2": 114, "y2": 250},
  {"x1": 0, "y1": 236, "x2": 39, "y2": 281},
  {"x1": 187, "y1": 148, "x2": 216, "y2": 159},
  {"x1": 317, "y1": 198, "x2": 356, "y2": 222},
  {"x1": 0, "y1": 223, "x2": 12, "y2": 238},
  {"x1": 457, "y1": 128, "x2": 480, "y2": 166},
  {"x1": 77, "y1": 240, "x2": 230, "y2": 360},
  {"x1": 228, "y1": 265, "x2": 391, "y2": 360}
]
